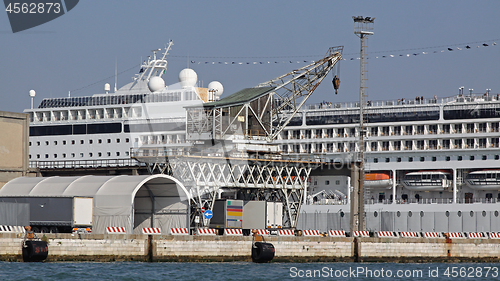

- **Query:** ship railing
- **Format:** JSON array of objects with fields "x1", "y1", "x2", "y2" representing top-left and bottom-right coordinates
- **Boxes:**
[
  {"x1": 304, "y1": 93, "x2": 500, "y2": 111},
  {"x1": 29, "y1": 159, "x2": 141, "y2": 169}
]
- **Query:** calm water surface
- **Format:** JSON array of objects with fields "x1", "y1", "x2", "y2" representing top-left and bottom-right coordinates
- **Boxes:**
[{"x1": 1, "y1": 262, "x2": 499, "y2": 280}]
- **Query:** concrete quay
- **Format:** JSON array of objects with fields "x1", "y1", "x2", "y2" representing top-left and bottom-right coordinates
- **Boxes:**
[{"x1": 1, "y1": 233, "x2": 500, "y2": 263}]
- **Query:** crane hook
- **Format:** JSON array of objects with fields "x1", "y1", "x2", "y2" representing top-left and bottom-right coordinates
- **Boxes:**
[{"x1": 332, "y1": 75, "x2": 340, "y2": 94}]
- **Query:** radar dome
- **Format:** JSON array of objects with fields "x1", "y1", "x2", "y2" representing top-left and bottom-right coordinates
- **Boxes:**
[
  {"x1": 148, "y1": 76, "x2": 165, "y2": 92},
  {"x1": 179, "y1": 68, "x2": 197, "y2": 88},
  {"x1": 29, "y1": 90, "x2": 36, "y2": 97},
  {"x1": 208, "y1": 81, "x2": 224, "y2": 97}
]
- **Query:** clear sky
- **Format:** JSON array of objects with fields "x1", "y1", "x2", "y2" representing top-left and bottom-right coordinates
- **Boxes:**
[{"x1": 0, "y1": 0, "x2": 499, "y2": 113}]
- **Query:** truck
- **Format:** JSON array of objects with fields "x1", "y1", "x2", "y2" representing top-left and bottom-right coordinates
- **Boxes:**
[
  {"x1": 209, "y1": 199, "x2": 283, "y2": 234},
  {"x1": 0, "y1": 197, "x2": 93, "y2": 233}
]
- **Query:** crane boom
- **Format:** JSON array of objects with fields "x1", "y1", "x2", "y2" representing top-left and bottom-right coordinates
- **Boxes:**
[{"x1": 259, "y1": 46, "x2": 343, "y2": 141}]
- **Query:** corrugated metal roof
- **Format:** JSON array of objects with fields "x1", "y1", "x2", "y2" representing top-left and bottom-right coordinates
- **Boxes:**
[{"x1": 198, "y1": 86, "x2": 275, "y2": 108}]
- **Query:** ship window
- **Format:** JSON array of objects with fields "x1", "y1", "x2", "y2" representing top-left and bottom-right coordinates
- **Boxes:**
[
  {"x1": 45, "y1": 154, "x2": 48, "y2": 158},
  {"x1": 116, "y1": 139, "x2": 120, "y2": 143},
  {"x1": 458, "y1": 211, "x2": 462, "y2": 217},
  {"x1": 126, "y1": 138, "x2": 130, "y2": 143},
  {"x1": 373, "y1": 211, "x2": 378, "y2": 217},
  {"x1": 373, "y1": 158, "x2": 378, "y2": 163},
  {"x1": 432, "y1": 157, "x2": 436, "y2": 162},
  {"x1": 482, "y1": 155, "x2": 487, "y2": 160},
  {"x1": 29, "y1": 155, "x2": 31, "y2": 159},
  {"x1": 125, "y1": 151, "x2": 129, "y2": 156},
  {"x1": 98, "y1": 152, "x2": 102, "y2": 157},
  {"x1": 63, "y1": 140, "x2": 66, "y2": 145},
  {"x1": 116, "y1": 152, "x2": 120, "y2": 156},
  {"x1": 45, "y1": 141, "x2": 49, "y2": 146},
  {"x1": 89, "y1": 139, "x2": 93, "y2": 144},
  {"x1": 29, "y1": 142, "x2": 32, "y2": 146},
  {"x1": 107, "y1": 152, "x2": 111, "y2": 157},
  {"x1": 470, "y1": 156, "x2": 474, "y2": 161},
  {"x1": 496, "y1": 155, "x2": 500, "y2": 160},
  {"x1": 80, "y1": 153, "x2": 84, "y2": 157},
  {"x1": 53, "y1": 154, "x2": 57, "y2": 158},
  {"x1": 397, "y1": 157, "x2": 401, "y2": 162},
  {"x1": 445, "y1": 211, "x2": 450, "y2": 217},
  {"x1": 98, "y1": 139, "x2": 102, "y2": 144},
  {"x1": 71, "y1": 153, "x2": 75, "y2": 158},
  {"x1": 446, "y1": 156, "x2": 451, "y2": 161},
  {"x1": 325, "y1": 180, "x2": 330, "y2": 185},
  {"x1": 470, "y1": 211, "x2": 474, "y2": 217},
  {"x1": 397, "y1": 211, "x2": 401, "y2": 217},
  {"x1": 36, "y1": 154, "x2": 40, "y2": 159},
  {"x1": 385, "y1": 158, "x2": 390, "y2": 163},
  {"x1": 457, "y1": 156, "x2": 462, "y2": 161},
  {"x1": 408, "y1": 157, "x2": 413, "y2": 162},
  {"x1": 62, "y1": 153, "x2": 66, "y2": 158},
  {"x1": 80, "y1": 140, "x2": 84, "y2": 144},
  {"x1": 420, "y1": 211, "x2": 424, "y2": 217},
  {"x1": 37, "y1": 141, "x2": 40, "y2": 146},
  {"x1": 89, "y1": 153, "x2": 93, "y2": 157},
  {"x1": 420, "y1": 157, "x2": 425, "y2": 162},
  {"x1": 408, "y1": 211, "x2": 412, "y2": 217},
  {"x1": 107, "y1": 139, "x2": 111, "y2": 143},
  {"x1": 496, "y1": 210, "x2": 500, "y2": 216}
]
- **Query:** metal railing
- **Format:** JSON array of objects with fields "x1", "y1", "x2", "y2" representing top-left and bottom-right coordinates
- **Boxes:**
[{"x1": 30, "y1": 159, "x2": 141, "y2": 169}]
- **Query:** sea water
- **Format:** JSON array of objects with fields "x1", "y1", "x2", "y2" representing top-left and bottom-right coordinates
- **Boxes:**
[{"x1": 0, "y1": 262, "x2": 499, "y2": 280}]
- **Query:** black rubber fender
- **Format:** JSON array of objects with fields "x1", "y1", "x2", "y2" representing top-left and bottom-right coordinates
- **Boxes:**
[
  {"x1": 251, "y1": 242, "x2": 275, "y2": 263},
  {"x1": 22, "y1": 240, "x2": 48, "y2": 262}
]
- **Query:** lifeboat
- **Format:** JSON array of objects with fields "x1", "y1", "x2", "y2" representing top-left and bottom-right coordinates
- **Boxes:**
[
  {"x1": 364, "y1": 172, "x2": 392, "y2": 189},
  {"x1": 402, "y1": 170, "x2": 452, "y2": 191},
  {"x1": 465, "y1": 170, "x2": 500, "y2": 190}
]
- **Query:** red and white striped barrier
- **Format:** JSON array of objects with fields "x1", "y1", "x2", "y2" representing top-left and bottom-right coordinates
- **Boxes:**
[
  {"x1": 446, "y1": 232, "x2": 465, "y2": 238},
  {"x1": 106, "y1": 227, "x2": 126, "y2": 234},
  {"x1": 467, "y1": 232, "x2": 485, "y2": 238},
  {"x1": 252, "y1": 229, "x2": 270, "y2": 236},
  {"x1": 142, "y1": 228, "x2": 161, "y2": 235},
  {"x1": 423, "y1": 232, "x2": 442, "y2": 238},
  {"x1": 377, "y1": 231, "x2": 396, "y2": 238},
  {"x1": 352, "y1": 231, "x2": 370, "y2": 237},
  {"x1": 224, "y1": 229, "x2": 243, "y2": 236},
  {"x1": 488, "y1": 232, "x2": 500, "y2": 239},
  {"x1": 170, "y1": 228, "x2": 189, "y2": 235},
  {"x1": 302, "y1": 230, "x2": 321, "y2": 236},
  {"x1": 197, "y1": 228, "x2": 217, "y2": 235},
  {"x1": 400, "y1": 231, "x2": 419, "y2": 238},
  {"x1": 328, "y1": 230, "x2": 346, "y2": 237},
  {"x1": 0, "y1": 225, "x2": 26, "y2": 233},
  {"x1": 278, "y1": 229, "x2": 295, "y2": 236}
]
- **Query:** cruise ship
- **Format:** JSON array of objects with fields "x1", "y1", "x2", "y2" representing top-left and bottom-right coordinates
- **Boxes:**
[
  {"x1": 26, "y1": 41, "x2": 222, "y2": 169},
  {"x1": 24, "y1": 43, "x2": 500, "y2": 233}
]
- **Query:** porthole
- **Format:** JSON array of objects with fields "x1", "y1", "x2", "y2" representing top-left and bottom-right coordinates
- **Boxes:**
[
  {"x1": 374, "y1": 211, "x2": 378, "y2": 217},
  {"x1": 408, "y1": 211, "x2": 412, "y2": 217},
  {"x1": 445, "y1": 211, "x2": 450, "y2": 217},
  {"x1": 470, "y1": 211, "x2": 474, "y2": 217},
  {"x1": 420, "y1": 211, "x2": 424, "y2": 217},
  {"x1": 397, "y1": 211, "x2": 401, "y2": 217},
  {"x1": 340, "y1": 211, "x2": 344, "y2": 218},
  {"x1": 482, "y1": 211, "x2": 487, "y2": 217},
  {"x1": 495, "y1": 211, "x2": 499, "y2": 217},
  {"x1": 458, "y1": 211, "x2": 462, "y2": 217}
]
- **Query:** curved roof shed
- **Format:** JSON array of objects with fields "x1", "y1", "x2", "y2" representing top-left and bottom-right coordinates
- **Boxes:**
[{"x1": 0, "y1": 175, "x2": 190, "y2": 234}]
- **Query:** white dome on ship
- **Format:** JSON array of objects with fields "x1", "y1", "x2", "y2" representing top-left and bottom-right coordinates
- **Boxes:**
[
  {"x1": 179, "y1": 68, "x2": 197, "y2": 88},
  {"x1": 208, "y1": 81, "x2": 224, "y2": 97},
  {"x1": 148, "y1": 76, "x2": 165, "y2": 92}
]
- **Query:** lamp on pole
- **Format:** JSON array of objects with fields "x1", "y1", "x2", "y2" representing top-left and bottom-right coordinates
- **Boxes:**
[{"x1": 351, "y1": 16, "x2": 374, "y2": 233}]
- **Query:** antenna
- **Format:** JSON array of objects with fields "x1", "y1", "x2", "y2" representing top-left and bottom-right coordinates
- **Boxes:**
[{"x1": 114, "y1": 58, "x2": 118, "y2": 92}]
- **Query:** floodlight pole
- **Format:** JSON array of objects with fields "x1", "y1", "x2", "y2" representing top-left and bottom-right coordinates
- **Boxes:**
[{"x1": 351, "y1": 16, "x2": 374, "y2": 234}]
